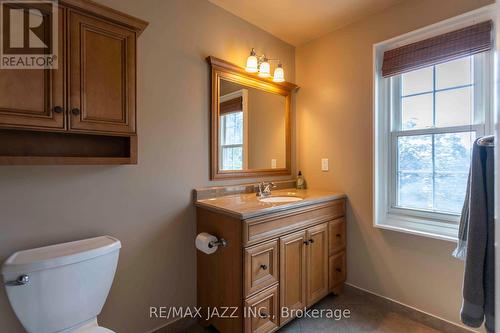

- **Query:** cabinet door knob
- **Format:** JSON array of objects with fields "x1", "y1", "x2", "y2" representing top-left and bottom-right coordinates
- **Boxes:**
[
  {"x1": 303, "y1": 240, "x2": 309, "y2": 245},
  {"x1": 336, "y1": 233, "x2": 341, "y2": 238},
  {"x1": 308, "y1": 239, "x2": 314, "y2": 244},
  {"x1": 53, "y1": 106, "x2": 63, "y2": 113},
  {"x1": 71, "y1": 108, "x2": 81, "y2": 116},
  {"x1": 260, "y1": 264, "x2": 268, "y2": 270},
  {"x1": 336, "y1": 268, "x2": 342, "y2": 273}
]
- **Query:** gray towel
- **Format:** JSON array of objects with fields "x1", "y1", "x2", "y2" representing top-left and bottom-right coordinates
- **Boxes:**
[
  {"x1": 460, "y1": 139, "x2": 495, "y2": 332},
  {"x1": 452, "y1": 172, "x2": 471, "y2": 260}
]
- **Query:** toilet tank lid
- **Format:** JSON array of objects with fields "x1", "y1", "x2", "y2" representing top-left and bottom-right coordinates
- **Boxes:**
[{"x1": 2, "y1": 236, "x2": 121, "y2": 274}]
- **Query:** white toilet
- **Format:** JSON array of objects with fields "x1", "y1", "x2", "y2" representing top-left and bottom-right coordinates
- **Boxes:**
[{"x1": 2, "y1": 236, "x2": 121, "y2": 333}]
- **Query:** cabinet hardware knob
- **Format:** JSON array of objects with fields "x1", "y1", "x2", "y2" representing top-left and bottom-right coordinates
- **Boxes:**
[
  {"x1": 336, "y1": 233, "x2": 341, "y2": 238},
  {"x1": 260, "y1": 264, "x2": 268, "y2": 270},
  {"x1": 336, "y1": 268, "x2": 342, "y2": 273},
  {"x1": 303, "y1": 241, "x2": 309, "y2": 245},
  {"x1": 71, "y1": 108, "x2": 81, "y2": 116},
  {"x1": 308, "y1": 239, "x2": 314, "y2": 244},
  {"x1": 53, "y1": 106, "x2": 63, "y2": 113},
  {"x1": 259, "y1": 312, "x2": 269, "y2": 319}
]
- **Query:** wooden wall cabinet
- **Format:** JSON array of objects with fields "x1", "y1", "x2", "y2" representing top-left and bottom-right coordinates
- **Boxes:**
[
  {"x1": 197, "y1": 198, "x2": 347, "y2": 333},
  {"x1": 0, "y1": 0, "x2": 147, "y2": 165},
  {"x1": 0, "y1": 6, "x2": 65, "y2": 131}
]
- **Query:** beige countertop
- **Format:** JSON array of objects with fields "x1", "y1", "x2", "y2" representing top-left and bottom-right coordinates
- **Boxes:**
[{"x1": 195, "y1": 188, "x2": 346, "y2": 219}]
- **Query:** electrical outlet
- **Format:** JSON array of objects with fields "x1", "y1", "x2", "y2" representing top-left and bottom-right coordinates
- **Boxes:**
[
  {"x1": 271, "y1": 159, "x2": 277, "y2": 169},
  {"x1": 321, "y1": 158, "x2": 329, "y2": 171}
]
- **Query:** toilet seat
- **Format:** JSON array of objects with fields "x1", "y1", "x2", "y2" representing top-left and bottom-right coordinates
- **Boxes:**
[
  {"x1": 71, "y1": 319, "x2": 115, "y2": 333},
  {"x1": 76, "y1": 328, "x2": 115, "y2": 333}
]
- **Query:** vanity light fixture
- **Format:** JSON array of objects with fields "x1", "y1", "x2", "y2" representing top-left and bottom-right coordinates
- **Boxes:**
[
  {"x1": 245, "y1": 48, "x2": 258, "y2": 73},
  {"x1": 273, "y1": 63, "x2": 285, "y2": 82},
  {"x1": 245, "y1": 48, "x2": 285, "y2": 82},
  {"x1": 258, "y1": 58, "x2": 271, "y2": 78}
]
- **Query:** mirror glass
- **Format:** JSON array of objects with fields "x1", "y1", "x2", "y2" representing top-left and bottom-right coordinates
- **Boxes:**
[{"x1": 219, "y1": 78, "x2": 287, "y2": 171}]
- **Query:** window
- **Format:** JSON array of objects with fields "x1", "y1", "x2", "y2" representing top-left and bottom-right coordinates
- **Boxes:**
[
  {"x1": 220, "y1": 111, "x2": 244, "y2": 170},
  {"x1": 219, "y1": 89, "x2": 248, "y2": 171},
  {"x1": 374, "y1": 17, "x2": 493, "y2": 241},
  {"x1": 393, "y1": 56, "x2": 483, "y2": 215}
]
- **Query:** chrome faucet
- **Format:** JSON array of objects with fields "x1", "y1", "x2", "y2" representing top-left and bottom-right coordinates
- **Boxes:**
[{"x1": 256, "y1": 182, "x2": 277, "y2": 197}]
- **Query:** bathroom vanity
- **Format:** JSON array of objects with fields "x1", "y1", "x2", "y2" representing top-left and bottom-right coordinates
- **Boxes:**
[{"x1": 195, "y1": 187, "x2": 347, "y2": 333}]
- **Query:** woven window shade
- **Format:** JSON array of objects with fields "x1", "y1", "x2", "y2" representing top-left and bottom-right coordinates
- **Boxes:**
[
  {"x1": 382, "y1": 20, "x2": 493, "y2": 78},
  {"x1": 220, "y1": 96, "x2": 242, "y2": 115}
]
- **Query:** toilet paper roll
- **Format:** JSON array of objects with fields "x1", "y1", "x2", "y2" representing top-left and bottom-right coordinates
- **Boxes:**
[{"x1": 195, "y1": 232, "x2": 219, "y2": 254}]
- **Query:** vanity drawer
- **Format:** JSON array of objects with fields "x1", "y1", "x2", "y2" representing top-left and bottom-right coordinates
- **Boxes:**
[
  {"x1": 328, "y1": 217, "x2": 346, "y2": 255},
  {"x1": 329, "y1": 251, "x2": 346, "y2": 290},
  {"x1": 244, "y1": 200, "x2": 345, "y2": 246},
  {"x1": 244, "y1": 240, "x2": 279, "y2": 297},
  {"x1": 244, "y1": 285, "x2": 279, "y2": 333}
]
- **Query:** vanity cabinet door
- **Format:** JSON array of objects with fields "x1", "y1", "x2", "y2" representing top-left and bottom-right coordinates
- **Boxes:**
[
  {"x1": 279, "y1": 230, "x2": 306, "y2": 326},
  {"x1": 244, "y1": 240, "x2": 279, "y2": 297},
  {"x1": 329, "y1": 251, "x2": 346, "y2": 290},
  {"x1": 0, "y1": 6, "x2": 65, "y2": 131},
  {"x1": 68, "y1": 11, "x2": 136, "y2": 134},
  {"x1": 244, "y1": 285, "x2": 279, "y2": 333},
  {"x1": 329, "y1": 217, "x2": 346, "y2": 255},
  {"x1": 305, "y1": 223, "x2": 329, "y2": 307}
]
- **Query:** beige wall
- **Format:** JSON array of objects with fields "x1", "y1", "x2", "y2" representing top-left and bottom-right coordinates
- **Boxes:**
[
  {"x1": 0, "y1": 1, "x2": 294, "y2": 332},
  {"x1": 296, "y1": 0, "x2": 493, "y2": 329}
]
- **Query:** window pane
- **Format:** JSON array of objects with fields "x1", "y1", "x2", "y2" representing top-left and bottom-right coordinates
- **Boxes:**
[
  {"x1": 221, "y1": 112, "x2": 243, "y2": 145},
  {"x1": 435, "y1": 132, "x2": 474, "y2": 173},
  {"x1": 221, "y1": 146, "x2": 243, "y2": 170},
  {"x1": 434, "y1": 132, "x2": 474, "y2": 214},
  {"x1": 436, "y1": 56, "x2": 472, "y2": 90},
  {"x1": 401, "y1": 93, "x2": 433, "y2": 130},
  {"x1": 398, "y1": 172, "x2": 433, "y2": 210},
  {"x1": 398, "y1": 135, "x2": 432, "y2": 172},
  {"x1": 397, "y1": 135, "x2": 433, "y2": 210},
  {"x1": 435, "y1": 87, "x2": 473, "y2": 127},
  {"x1": 402, "y1": 67, "x2": 433, "y2": 96}
]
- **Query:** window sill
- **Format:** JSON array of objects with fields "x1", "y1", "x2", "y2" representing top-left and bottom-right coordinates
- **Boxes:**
[{"x1": 375, "y1": 214, "x2": 459, "y2": 242}]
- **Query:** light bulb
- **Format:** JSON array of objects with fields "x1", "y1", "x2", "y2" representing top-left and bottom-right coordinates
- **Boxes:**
[
  {"x1": 245, "y1": 48, "x2": 258, "y2": 73},
  {"x1": 258, "y1": 59, "x2": 271, "y2": 78},
  {"x1": 273, "y1": 63, "x2": 285, "y2": 82}
]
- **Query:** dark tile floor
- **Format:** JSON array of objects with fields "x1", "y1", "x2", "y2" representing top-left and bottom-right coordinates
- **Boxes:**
[{"x1": 184, "y1": 287, "x2": 447, "y2": 333}]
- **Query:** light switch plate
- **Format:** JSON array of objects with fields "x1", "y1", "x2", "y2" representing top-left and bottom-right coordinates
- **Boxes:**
[
  {"x1": 271, "y1": 159, "x2": 277, "y2": 169},
  {"x1": 321, "y1": 158, "x2": 329, "y2": 171}
]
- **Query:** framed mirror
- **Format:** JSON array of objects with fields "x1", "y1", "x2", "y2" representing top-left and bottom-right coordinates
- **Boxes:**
[{"x1": 208, "y1": 56, "x2": 298, "y2": 180}]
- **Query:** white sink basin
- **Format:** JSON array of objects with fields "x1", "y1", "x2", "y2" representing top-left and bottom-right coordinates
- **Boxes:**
[{"x1": 259, "y1": 196, "x2": 304, "y2": 203}]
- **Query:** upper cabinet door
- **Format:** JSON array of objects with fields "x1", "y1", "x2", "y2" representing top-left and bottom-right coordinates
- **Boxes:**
[
  {"x1": 0, "y1": 6, "x2": 65, "y2": 131},
  {"x1": 69, "y1": 11, "x2": 136, "y2": 134}
]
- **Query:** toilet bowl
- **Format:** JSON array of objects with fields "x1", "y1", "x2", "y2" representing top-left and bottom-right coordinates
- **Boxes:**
[{"x1": 2, "y1": 236, "x2": 121, "y2": 333}]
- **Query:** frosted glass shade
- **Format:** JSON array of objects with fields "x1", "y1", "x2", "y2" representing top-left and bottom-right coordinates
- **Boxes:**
[
  {"x1": 258, "y1": 61, "x2": 270, "y2": 78},
  {"x1": 245, "y1": 55, "x2": 258, "y2": 73},
  {"x1": 273, "y1": 65, "x2": 285, "y2": 82}
]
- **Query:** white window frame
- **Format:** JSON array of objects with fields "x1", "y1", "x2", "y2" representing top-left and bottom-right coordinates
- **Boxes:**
[
  {"x1": 219, "y1": 89, "x2": 249, "y2": 170},
  {"x1": 373, "y1": 6, "x2": 495, "y2": 241}
]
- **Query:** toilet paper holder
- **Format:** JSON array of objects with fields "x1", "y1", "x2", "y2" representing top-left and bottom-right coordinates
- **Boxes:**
[{"x1": 209, "y1": 238, "x2": 228, "y2": 248}]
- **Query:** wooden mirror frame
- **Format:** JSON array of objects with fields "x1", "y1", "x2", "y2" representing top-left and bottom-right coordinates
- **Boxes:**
[{"x1": 208, "y1": 56, "x2": 298, "y2": 180}]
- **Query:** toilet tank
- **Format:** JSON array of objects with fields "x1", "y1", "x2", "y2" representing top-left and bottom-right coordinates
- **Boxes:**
[{"x1": 2, "y1": 236, "x2": 121, "y2": 333}]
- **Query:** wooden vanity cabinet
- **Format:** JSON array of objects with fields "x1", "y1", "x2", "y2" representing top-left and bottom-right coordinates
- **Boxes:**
[
  {"x1": 0, "y1": 0, "x2": 147, "y2": 165},
  {"x1": 197, "y1": 198, "x2": 347, "y2": 333}
]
